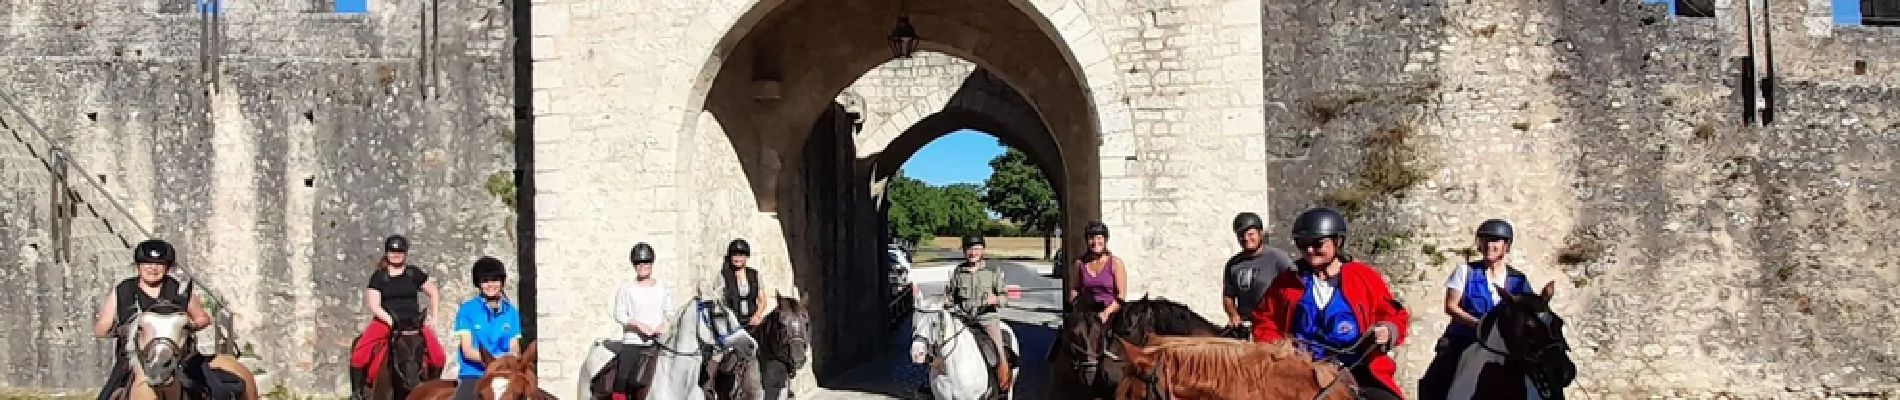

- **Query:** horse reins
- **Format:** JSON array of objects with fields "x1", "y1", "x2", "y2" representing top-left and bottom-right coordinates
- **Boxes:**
[{"x1": 1303, "y1": 332, "x2": 1383, "y2": 400}]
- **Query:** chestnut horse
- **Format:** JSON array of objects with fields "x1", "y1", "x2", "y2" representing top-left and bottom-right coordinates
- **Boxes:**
[
  {"x1": 1051, "y1": 297, "x2": 1229, "y2": 399},
  {"x1": 405, "y1": 343, "x2": 550, "y2": 400},
  {"x1": 1115, "y1": 336, "x2": 1356, "y2": 400}
]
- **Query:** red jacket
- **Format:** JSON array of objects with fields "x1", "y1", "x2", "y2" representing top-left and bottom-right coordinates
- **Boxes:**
[{"x1": 1251, "y1": 261, "x2": 1412, "y2": 398}]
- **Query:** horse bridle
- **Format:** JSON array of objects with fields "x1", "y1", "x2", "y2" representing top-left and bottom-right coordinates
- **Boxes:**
[
  {"x1": 1133, "y1": 362, "x2": 1171, "y2": 399},
  {"x1": 1477, "y1": 310, "x2": 1571, "y2": 399},
  {"x1": 911, "y1": 308, "x2": 970, "y2": 370}
]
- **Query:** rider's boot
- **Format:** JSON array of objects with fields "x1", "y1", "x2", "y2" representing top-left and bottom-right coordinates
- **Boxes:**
[{"x1": 349, "y1": 366, "x2": 369, "y2": 400}]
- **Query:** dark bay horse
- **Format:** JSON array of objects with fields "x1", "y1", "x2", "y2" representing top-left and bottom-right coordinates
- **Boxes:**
[
  {"x1": 373, "y1": 316, "x2": 439, "y2": 400},
  {"x1": 1049, "y1": 296, "x2": 1228, "y2": 399},
  {"x1": 750, "y1": 296, "x2": 810, "y2": 400},
  {"x1": 706, "y1": 295, "x2": 811, "y2": 400},
  {"x1": 1445, "y1": 290, "x2": 1575, "y2": 400}
]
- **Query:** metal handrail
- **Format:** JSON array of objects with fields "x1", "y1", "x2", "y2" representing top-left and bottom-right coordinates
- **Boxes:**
[{"x1": 0, "y1": 88, "x2": 242, "y2": 356}]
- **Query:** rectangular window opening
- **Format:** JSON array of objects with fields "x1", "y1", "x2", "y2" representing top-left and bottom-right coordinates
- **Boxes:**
[
  {"x1": 1864, "y1": 0, "x2": 1900, "y2": 26},
  {"x1": 1675, "y1": 0, "x2": 1716, "y2": 18}
]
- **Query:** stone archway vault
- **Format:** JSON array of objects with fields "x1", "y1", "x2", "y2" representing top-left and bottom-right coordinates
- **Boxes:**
[{"x1": 525, "y1": 0, "x2": 1148, "y2": 395}]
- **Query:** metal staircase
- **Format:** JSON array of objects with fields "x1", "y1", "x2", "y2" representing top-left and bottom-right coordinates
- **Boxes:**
[{"x1": 0, "y1": 88, "x2": 247, "y2": 388}]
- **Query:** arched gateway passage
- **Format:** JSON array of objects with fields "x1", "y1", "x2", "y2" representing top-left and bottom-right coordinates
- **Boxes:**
[
  {"x1": 527, "y1": 0, "x2": 1143, "y2": 395},
  {"x1": 689, "y1": 0, "x2": 1109, "y2": 390}
]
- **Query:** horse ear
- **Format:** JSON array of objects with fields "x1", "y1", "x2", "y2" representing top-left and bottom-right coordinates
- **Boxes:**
[
  {"x1": 521, "y1": 342, "x2": 539, "y2": 366},
  {"x1": 480, "y1": 348, "x2": 496, "y2": 365},
  {"x1": 1540, "y1": 281, "x2": 1557, "y2": 301},
  {"x1": 1495, "y1": 285, "x2": 1516, "y2": 305}
]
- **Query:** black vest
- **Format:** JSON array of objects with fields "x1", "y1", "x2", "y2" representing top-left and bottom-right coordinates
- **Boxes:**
[
  {"x1": 722, "y1": 267, "x2": 761, "y2": 321},
  {"x1": 115, "y1": 277, "x2": 190, "y2": 326}
]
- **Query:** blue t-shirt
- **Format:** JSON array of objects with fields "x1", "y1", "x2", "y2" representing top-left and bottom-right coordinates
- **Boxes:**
[{"x1": 453, "y1": 297, "x2": 522, "y2": 378}]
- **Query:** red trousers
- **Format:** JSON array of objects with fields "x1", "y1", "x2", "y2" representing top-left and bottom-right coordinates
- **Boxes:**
[{"x1": 349, "y1": 319, "x2": 447, "y2": 371}]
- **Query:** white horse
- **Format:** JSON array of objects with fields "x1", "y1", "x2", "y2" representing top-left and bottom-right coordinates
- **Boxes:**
[
  {"x1": 909, "y1": 295, "x2": 1018, "y2": 400},
  {"x1": 578, "y1": 297, "x2": 758, "y2": 400}
]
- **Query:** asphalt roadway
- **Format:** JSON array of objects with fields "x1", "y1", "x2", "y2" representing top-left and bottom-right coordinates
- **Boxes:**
[{"x1": 805, "y1": 258, "x2": 1065, "y2": 399}]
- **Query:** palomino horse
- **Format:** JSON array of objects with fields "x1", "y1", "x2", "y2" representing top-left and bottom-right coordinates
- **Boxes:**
[
  {"x1": 372, "y1": 315, "x2": 441, "y2": 400},
  {"x1": 748, "y1": 295, "x2": 811, "y2": 400},
  {"x1": 406, "y1": 343, "x2": 551, "y2": 400},
  {"x1": 910, "y1": 295, "x2": 1020, "y2": 400},
  {"x1": 577, "y1": 296, "x2": 758, "y2": 400},
  {"x1": 1051, "y1": 296, "x2": 1229, "y2": 399},
  {"x1": 113, "y1": 288, "x2": 259, "y2": 400},
  {"x1": 1446, "y1": 290, "x2": 1575, "y2": 400},
  {"x1": 1114, "y1": 336, "x2": 1356, "y2": 400}
]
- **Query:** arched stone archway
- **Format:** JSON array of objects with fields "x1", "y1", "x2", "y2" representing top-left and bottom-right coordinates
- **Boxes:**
[
  {"x1": 681, "y1": 0, "x2": 1111, "y2": 387},
  {"x1": 526, "y1": 0, "x2": 1272, "y2": 394}
]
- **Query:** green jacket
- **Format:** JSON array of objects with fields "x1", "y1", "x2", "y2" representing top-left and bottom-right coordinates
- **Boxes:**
[{"x1": 946, "y1": 261, "x2": 1007, "y2": 315}]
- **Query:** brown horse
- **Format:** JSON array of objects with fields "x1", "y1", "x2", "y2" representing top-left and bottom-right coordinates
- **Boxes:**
[
  {"x1": 113, "y1": 299, "x2": 260, "y2": 400},
  {"x1": 1052, "y1": 297, "x2": 1229, "y2": 399},
  {"x1": 1114, "y1": 336, "x2": 1356, "y2": 400},
  {"x1": 372, "y1": 316, "x2": 440, "y2": 400},
  {"x1": 405, "y1": 343, "x2": 549, "y2": 400}
]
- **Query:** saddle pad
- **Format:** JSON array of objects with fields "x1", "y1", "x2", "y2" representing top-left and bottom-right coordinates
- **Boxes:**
[{"x1": 182, "y1": 355, "x2": 244, "y2": 400}]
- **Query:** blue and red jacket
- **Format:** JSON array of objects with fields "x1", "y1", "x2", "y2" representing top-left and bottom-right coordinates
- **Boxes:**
[{"x1": 1252, "y1": 260, "x2": 1412, "y2": 398}]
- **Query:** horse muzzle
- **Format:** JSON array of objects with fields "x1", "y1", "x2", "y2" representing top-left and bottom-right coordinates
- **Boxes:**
[{"x1": 140, "y1": 337, "x2": 182, "y2": 386}]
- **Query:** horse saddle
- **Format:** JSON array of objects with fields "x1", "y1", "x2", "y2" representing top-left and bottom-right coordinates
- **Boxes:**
[
  {"x1": 959, "y1": 318, "x2": 1018, "y2": 397},
  {"x1": 598, "y1": 343, "x2": 661, "y2": 394},
  {"x1": 179, "y1": 355, "x2": 246, "y2": 400}
]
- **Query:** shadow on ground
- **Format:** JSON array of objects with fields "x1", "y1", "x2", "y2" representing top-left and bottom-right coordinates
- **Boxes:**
[{"x1": 815, "y1": 317, "x2": 1058, "y2": 399}]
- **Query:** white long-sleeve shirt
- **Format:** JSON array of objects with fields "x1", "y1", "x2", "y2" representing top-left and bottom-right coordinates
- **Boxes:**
[{"x1": 614, "y1": 280, "x2": 672, "y2": 344}]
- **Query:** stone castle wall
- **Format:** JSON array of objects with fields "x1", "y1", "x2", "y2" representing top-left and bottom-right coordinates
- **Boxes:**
[
  {"x1": 1263, "y1": 0, "x2": 1900, "y2": 396},
  {"x1": 0, "y1": 0, "x2": 516, "y2": 392},
  {"x1": 2, "y1": 0, "x2": 1897, "y2": 397}
]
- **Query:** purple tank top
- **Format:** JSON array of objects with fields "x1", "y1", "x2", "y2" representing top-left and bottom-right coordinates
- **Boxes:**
[{"x1": 1080, "y1": 258, "x2": 1119, "y2": 307}]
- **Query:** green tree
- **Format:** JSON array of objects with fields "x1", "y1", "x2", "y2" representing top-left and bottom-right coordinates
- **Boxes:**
[
  {"x1": 939, "y1": 183, "x2": 989, "y2": 237},
  {"x1": 981, "y1": 148, "x2": 1059, "y2": 258},
  {"x1": 981, "y1": 148, "x2": 1058, "y2": 235},
  {"x1": 886, "y1": 173, "x2": 942, "y2": 246}
]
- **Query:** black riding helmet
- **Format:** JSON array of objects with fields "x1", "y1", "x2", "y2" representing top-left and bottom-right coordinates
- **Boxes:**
[
  {"x1": 384, "y1": 235, "x2": 409, "y2": 253},
  {"x1": 727, "y1": 239, "x2": 751, "y2": 257},
  {"x1": 1232, "y1": 212, "x2": 1265, "y2": 234},
  {"x1": 962, "y1": 235, "x2": 986, "y2": 249},
  {"x1": 1290, "y1": 208, "x2": 1348, "y2": 241},
  {"x1": 471, "y1": 256, "x2": 506, "y2": 286},
  {"x1": 1084, "y1": 221, "x2": 1109, "y2": 238},
  {"x1": 133, "y1": 239, "x2": 177, "y2": 266},
  {"x1": 630, "y1": 242, "x2": 656, "y2": 264},
  {"x1": 1476, "y1": 219, "x2": 1514, "y2": 243}
]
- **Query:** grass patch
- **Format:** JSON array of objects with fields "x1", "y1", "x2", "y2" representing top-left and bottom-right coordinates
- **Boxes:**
[
  {"x1": 1322, "y1": 122, "x2": 1431, "y2": 218},
  {"x1": 1421, "y1": 244, "x2": 1450, "y2": 266},
  {"x1": 1475, "y1": 24, "x2": 1498, "y2": 38},
  {"x1": 1555, "y1": 237, "x2": 1606, "y2": 265},
  {"x1": 1369, "y1": 234, "x2": 1407, "y2": 255},
  {"x1": 484, "y1": 170, "x2": 517, "y2": 210}
]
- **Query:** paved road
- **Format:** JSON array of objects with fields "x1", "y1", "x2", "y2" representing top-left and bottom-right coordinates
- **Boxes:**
[{"x1": 805, "y1": 259, "x2": 1064, "y2": 399}]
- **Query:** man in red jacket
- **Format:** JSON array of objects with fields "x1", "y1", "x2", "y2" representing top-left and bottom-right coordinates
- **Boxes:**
[{"x1": 1252, "y1": 207, "x2": 1410, "y2": 400}]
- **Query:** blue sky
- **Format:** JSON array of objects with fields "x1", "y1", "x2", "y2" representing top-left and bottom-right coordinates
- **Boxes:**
[
  {"x1": 1644, "y1": 0, "x2": 1861, "y2": 24},
  {"x1": 900, "y1": 129, "x2": 1005, "y2": 186}
]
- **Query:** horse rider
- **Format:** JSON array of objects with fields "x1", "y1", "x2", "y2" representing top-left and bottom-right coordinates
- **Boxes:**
[
  {"x1": 1417, "y1": 219, "x2": 1558, "y2": 400},
  {"x1": 1067, "y1": 221, "x2": 1127, "y2": 323},
  {"x1": 92, "y1": 239, "x2": 213, "y2": 400},
  {"x1": 613, "y1": 242, "x2": 673, "y2": 397},
  {"x1": 946, "y1": 234, "x2": 1013, "y2": 391},
  {"x1": 349, "y1": 235, "x2": 447, "y2": 400},
  {"x1": 721, "y1": 238, "x2": 775, "y2": 331},
  {"x1": 452, "y1": 256, "x2": 522, "y2": 400},
  {"x1": 1222, "y1": 212, "x2": 1296, "y2": 338},
  {"x1": 1251, "y1": 208, "x2": 1411, "y2": 400}
]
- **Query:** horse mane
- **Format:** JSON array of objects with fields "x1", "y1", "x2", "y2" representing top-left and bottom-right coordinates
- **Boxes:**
[
  {"x1": 1127, "y1": 336, "x2": 1351, "y2": 400},
  {"x1": 1110, "y1": 297, "x2": 1222, "y2": 342}
]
